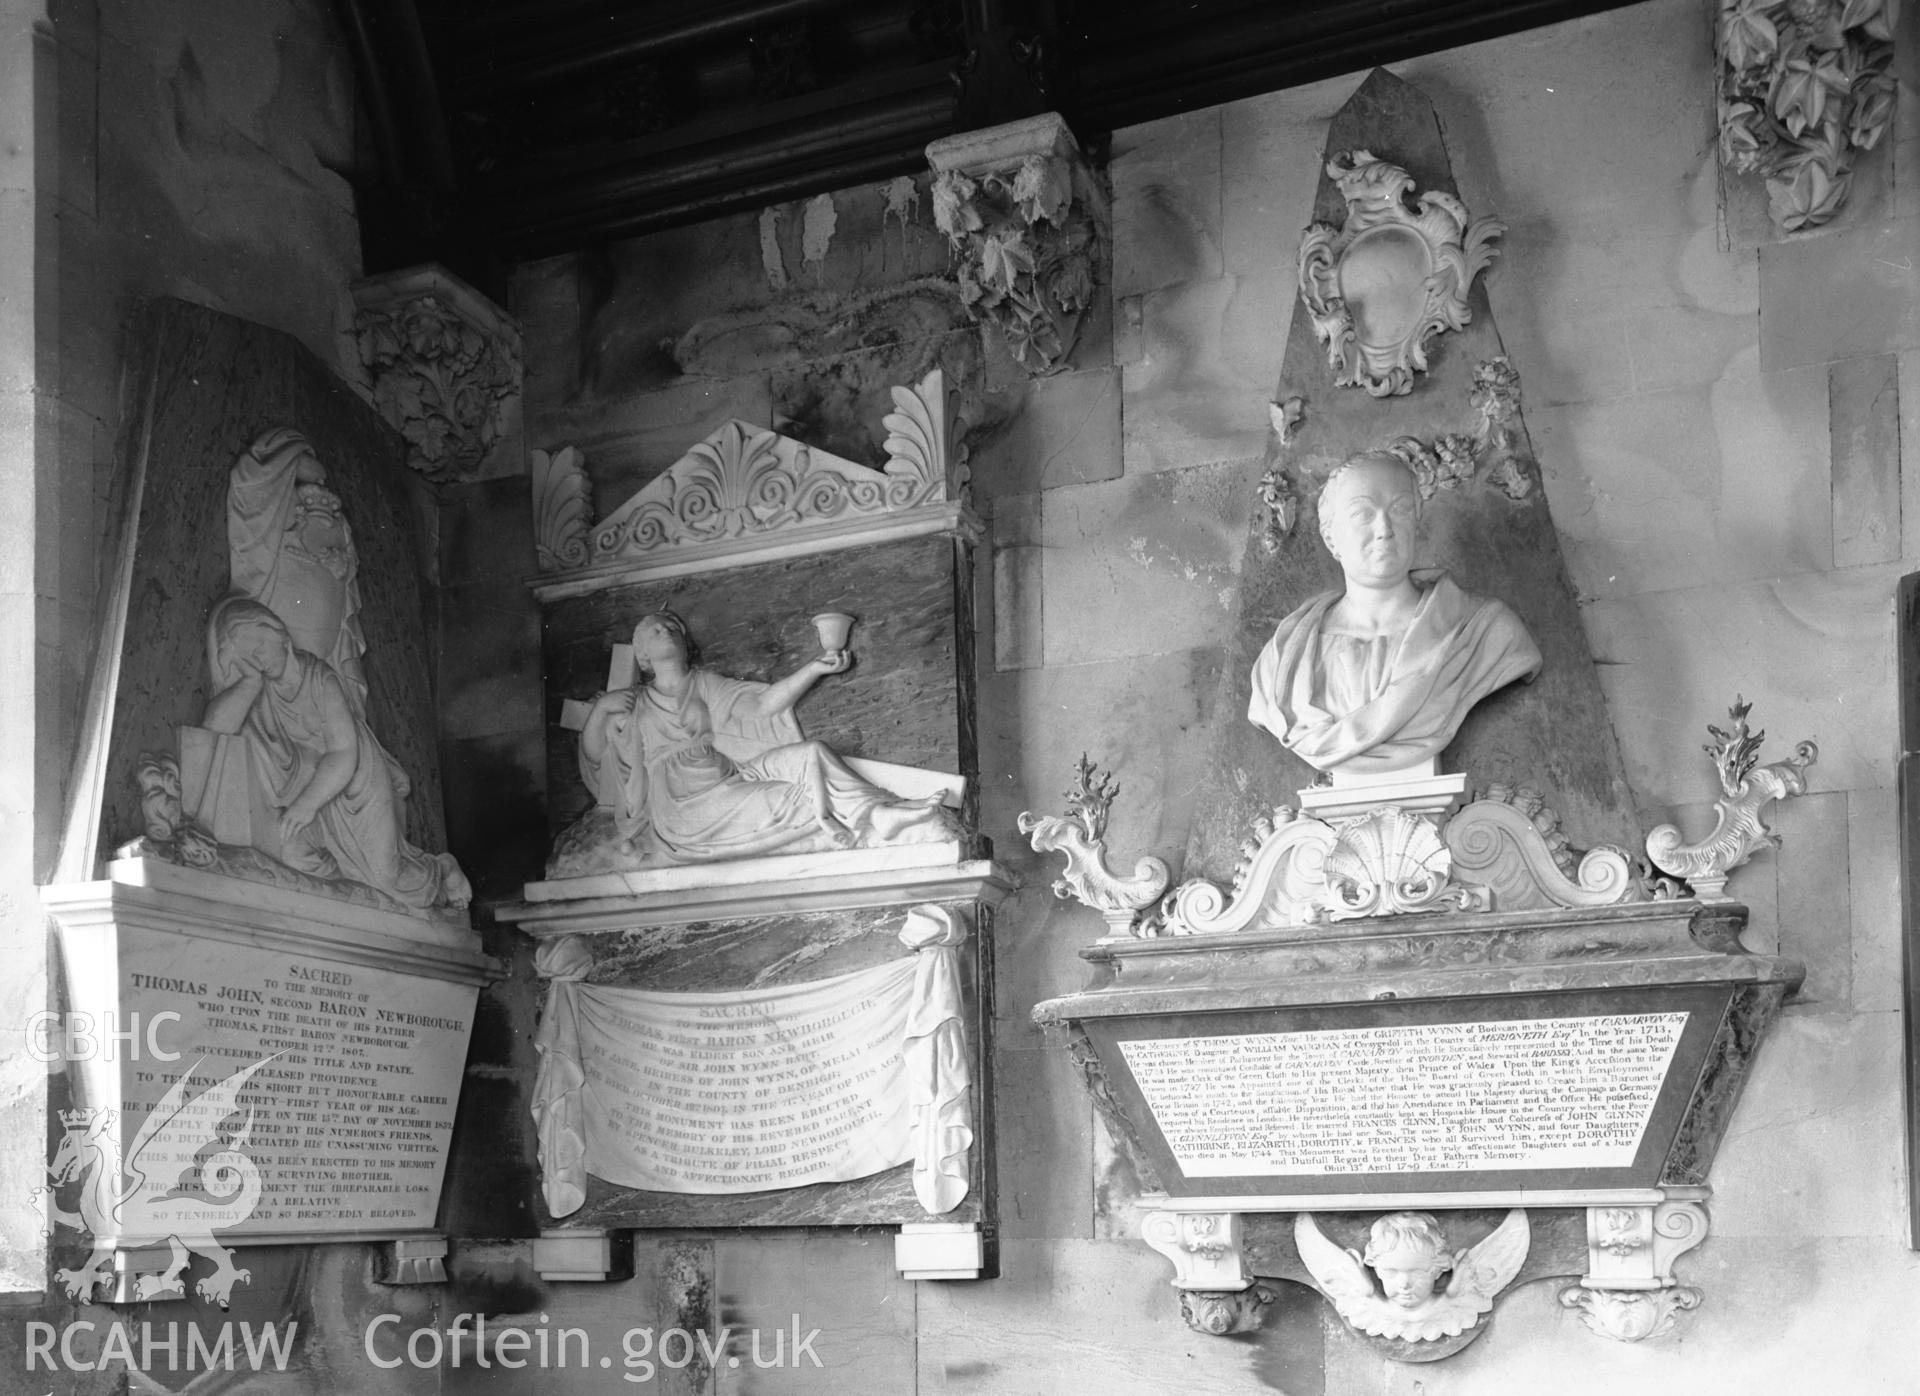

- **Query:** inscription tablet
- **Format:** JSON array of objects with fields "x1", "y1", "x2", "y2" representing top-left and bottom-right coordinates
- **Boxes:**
[
  {"x1": 1117, "y1": 1013, "x2": 1685, "y2": 1177},
  {"x1": 1081, "y1": 985, "x2": 1730, "y2": 1196},
  {"x1": 117, "y1": 936, "x2": 477, "y2": 1236}
]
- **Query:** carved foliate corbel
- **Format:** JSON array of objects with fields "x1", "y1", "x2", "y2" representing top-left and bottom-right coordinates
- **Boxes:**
[
  {"x1": 1297, "y1": 152, "x2": 1503, "y2": 396},
  {"x1": 1181, "y1": 1285, "x2": 1274, "y2": 1336},
  {"x1": 1140, "y1": 1211, "x2": 1253, "y2": 1292},
  {"x1": 1019, "y1": 756, "x2": 1171, "y2": 936},
  {"x1": 1559, "y1": 1197, "x2": 1709, "y2": 1342},
  {"x1": 1717, "y1": 0, "x2": 1899, "y2": 232},
  {"x1": 352, "y1": 266, "x2": 523, "y2": 483},
  {"x1": 927, "y1": 114, "x2": 1106, "y2": 375},
  {"x1": 1559, "y1": 1283, "x2": 1703, "y2": 1343},
  {"x1": 1645, "y1": 697, "x2": 1817, "y2": 902}
]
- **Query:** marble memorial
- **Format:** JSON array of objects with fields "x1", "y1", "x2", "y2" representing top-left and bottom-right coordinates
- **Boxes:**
[
  {"x1": 1025, "y1": 72, "x2": 1812, "y2": 1358},
  {"x1": 503, "y1": 368, "x2": 1005, "y2": 1279},
  {"x1": 37, "y1": 303, "x2": 490, "y2": 1300}
]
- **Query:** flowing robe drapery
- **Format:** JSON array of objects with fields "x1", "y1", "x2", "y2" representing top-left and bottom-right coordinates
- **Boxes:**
[
  {"x1": 1248, "y1": 572, "x2": 1542, "y2": 775},
  {"x1": 235, "y1": 649, "x2": 452, "y2": 908},
  {"x1": 228, "y1": 431, "x2": 369, "y2": 711},
  {"x1": 579, "y1": 669, "x2": 940, "y2": 863}
]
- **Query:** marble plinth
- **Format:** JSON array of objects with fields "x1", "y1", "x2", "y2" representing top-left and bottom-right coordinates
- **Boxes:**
[
  {"x1": 1036, "y1": 895, "x2": 1796, "y2": 1348},
  {"x1": 37, "y1": 859, "x2": 497, "y2": 1304},
  {"x1": 1036, "y1": 899, "x2": 1798, "y2": 1200},
  {"x1": 504, "y1": 843, "x2": 1009, "y2": 931}
]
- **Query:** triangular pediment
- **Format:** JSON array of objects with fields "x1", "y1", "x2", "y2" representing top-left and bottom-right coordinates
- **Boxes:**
[{"x1": 532, "y1": 370, "x2": 970, "y2": 595}]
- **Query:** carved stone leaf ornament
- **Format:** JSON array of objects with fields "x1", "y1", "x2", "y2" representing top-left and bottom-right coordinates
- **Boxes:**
[
  {"x1": 1297, "y1": 151, "x2": 1504, "y2": 396},
  {"x1": 927, "y1": 115, "x2": 1106, "y2": 377},
  {"x1": 354, "y1": 286, "x2": 522, "y2": 483},
  {"x1": 1716, "y1": 0, "x2": 1900, "y2": 231}
]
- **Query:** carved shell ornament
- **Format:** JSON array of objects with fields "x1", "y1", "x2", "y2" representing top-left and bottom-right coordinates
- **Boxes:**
[{"x1": 1297, "y1": 152, "x2": 1504, "y2": 397}]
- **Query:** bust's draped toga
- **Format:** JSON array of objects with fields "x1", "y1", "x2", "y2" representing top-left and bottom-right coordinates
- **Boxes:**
[{"x1": 1248, "y1": 572, "x2": 1543, "y2": 774}]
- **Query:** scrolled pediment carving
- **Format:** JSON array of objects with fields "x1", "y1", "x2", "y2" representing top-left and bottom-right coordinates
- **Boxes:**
[
  {"x1": 532, "y1": 369, "x2": 973, "y2": 597},
  {"x1": 1297, "y1": 151, "x2": 1504, "y2": 397}
]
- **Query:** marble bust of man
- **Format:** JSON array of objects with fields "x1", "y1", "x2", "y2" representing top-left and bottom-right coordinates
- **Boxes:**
[{"x1": 1248, "y1": 450, "x2": 1542, "y2": 776}]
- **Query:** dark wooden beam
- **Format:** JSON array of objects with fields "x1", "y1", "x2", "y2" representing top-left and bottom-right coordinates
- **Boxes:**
[{"x1": 1068, "y1": 0, "x2": 1655, "y2": 132}]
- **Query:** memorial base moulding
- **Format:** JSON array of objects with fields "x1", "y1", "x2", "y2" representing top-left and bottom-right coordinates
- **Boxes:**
[
  {"x1": 499, "y1": 854, "x2": 1012, "y2": 1281},
  {"x1": 1033, "y1": 897, "x2": 1800, "y2": 1353},
  {"x1": 38, "y1": 859, "x2": 496, "y2": 1306}
]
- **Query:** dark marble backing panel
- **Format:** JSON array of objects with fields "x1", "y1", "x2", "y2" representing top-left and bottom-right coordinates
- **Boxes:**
[
  {"x1": 100, "y1": 298, "x2": 449, "y2": 860},
  {"x1": 541, "y1": 534, "x2": 971, "y2": 829},
  {"x1": 442, "y1": 729, "x2": 550, "y2": 901},
  {"x1": 583, "y1": 906, "x2": 929, "y2": 992},
  {"x1": 1662, "y1": 980, "x2": 1791, "y2": 1186},
  {"x1": 1184, "y1": 70, "x2": 1639, "y2": 880}
]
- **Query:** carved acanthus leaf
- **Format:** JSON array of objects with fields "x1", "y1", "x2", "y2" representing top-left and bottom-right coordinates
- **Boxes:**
[
  {"x1": 1158, "y1": 776, "x2": 1655, "y2": 934},
  {"x1": 1180, "y1": 1286, "x2": 1274, "y2": 1337},
  {"x1": 531, "y1": 447, "x2": 593, "y2": 572},
  {"x1": 1445, "y1": 787, "x2": 1638, "y2": 913},
  {"x1": 353, "y1": 272, "x2": 522, "y2": 483},
  {"x1": 1559, "y1": 1284, "x2": 1703, "y2": 1343}
]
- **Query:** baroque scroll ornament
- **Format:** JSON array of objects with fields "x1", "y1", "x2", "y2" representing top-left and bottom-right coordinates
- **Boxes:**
[
  {"x1": 932, "y1": 153, "x2": 1098, "y2": 374},
  {"x1": 1297, "y1": 152, "x2": 1504, "y2": 396},
  {"x1": 1017, "y1": 755, "x2": 1171, "y2": 936},
  {"x1": 1717, "y1": 0, "x2": 1900, "y2": 232},
  {"x1": 1645, "y1": 697, "x2": 1817, "y2": 901}
]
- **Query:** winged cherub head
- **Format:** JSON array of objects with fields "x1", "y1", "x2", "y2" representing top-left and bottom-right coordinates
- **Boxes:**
[
  {"x1": 1295, "y1": 1208, "x2": 1531, "y2": 1343},
  {"x1": 1362, "y1": 1212, "x2": 1457, "y2": 1310}
]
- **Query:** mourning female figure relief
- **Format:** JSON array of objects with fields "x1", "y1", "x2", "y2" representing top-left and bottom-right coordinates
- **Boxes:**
[
  {"x1": 135, "y1": 428, "x2": 471, "y2": 915},
  {"x1": 197, "y1": 596, "x2": 469, "y2": 910}
]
